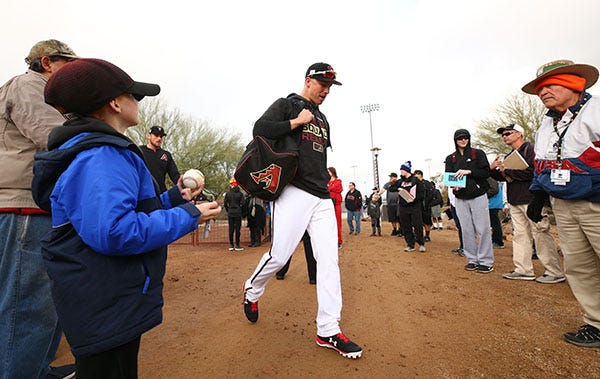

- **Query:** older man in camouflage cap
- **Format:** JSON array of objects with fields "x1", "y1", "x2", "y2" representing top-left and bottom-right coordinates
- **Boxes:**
[
  {"x1": 0, "y1": 39, "x2": 78, "y2": 378},
  {"x1": 25, "y1": 39, "x2": 78, "y2": 66}
]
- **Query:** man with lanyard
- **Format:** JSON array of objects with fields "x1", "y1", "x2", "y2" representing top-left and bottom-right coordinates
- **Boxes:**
[
  {"x1": 242, "y1": 63, "x2": 362, "y2": 358},
  {"x1": 524, "y1": 60, "x2": 600, "y2": 347}
]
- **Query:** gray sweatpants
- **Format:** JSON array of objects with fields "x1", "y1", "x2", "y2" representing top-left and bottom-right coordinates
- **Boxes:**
[{"x1": 455, "y1": 194, "x2": 494, "y2": 266}]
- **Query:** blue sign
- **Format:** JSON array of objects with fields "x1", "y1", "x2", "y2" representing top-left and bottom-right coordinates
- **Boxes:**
[{"x1": 443, "y1": 172, "x2": 466, "y2": 188}]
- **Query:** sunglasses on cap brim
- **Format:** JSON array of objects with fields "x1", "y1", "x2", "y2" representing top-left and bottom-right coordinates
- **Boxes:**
[{"x1": 307, "y1": 70, "x2": 337, "y2": 80}]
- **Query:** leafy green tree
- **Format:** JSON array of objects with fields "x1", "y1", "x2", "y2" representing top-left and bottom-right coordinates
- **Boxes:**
[
  {"x1": 127, "y1": 98, "x2": 246, "y2": 198},
  {"x1": 473, "y1": 93, "x2": 546, "y2": 156}
]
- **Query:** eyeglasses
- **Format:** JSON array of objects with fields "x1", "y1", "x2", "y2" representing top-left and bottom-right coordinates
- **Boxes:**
[
  {"x1": 307, "y1": 70, "x2": 337, "y2": 80},
  {"x1": 502, "y1": 132, "x2": 515, "y2": 137}
]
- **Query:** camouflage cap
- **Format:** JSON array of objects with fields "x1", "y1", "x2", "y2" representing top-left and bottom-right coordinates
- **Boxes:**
[{"x1": 25, "y1": 39, "x2": 78, "y2": 64}]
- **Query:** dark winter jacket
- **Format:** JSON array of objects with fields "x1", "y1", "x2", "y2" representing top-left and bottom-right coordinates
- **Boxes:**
[
  {"x1": 444, "y1": 145, "x2": 490, "y2": 200},
  {"x1": 253, "y1": 93, "x2": 331, "y2": 199},
  {"x1": 390, "y1": 174, "x2": 424, "y2": 207},
  {"x1": 490, "y1": 142, "x2": 535, "y2": 205},
  {"x1": 224, "y1": 186, "x2": 245, "y2": 217},
  {"x1": 31, "y1": 117, "x2": 200, "y2": 357},
  {"x1": 344, "y1": 189, "x2": 363, "y2": 211}
]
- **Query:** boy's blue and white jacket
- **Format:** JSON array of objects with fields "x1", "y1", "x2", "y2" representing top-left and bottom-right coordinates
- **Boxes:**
[
  {"x1": 32, "y1": 117, "x2": 200, "y2": 357},
  {"x1": 530, "y1": 93, "x2": 600, "y2": 202}
]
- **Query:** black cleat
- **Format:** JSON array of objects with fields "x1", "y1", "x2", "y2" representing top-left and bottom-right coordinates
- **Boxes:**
[
  {"x1": 563, "y1": 324, "x2": 600, "y2": 348},
  {"x1": 243, "y1": 298, "x2": 258, "y2": 323},
  {"x1": 316, "y1": 333, "x2": 362, "y2": 359}
]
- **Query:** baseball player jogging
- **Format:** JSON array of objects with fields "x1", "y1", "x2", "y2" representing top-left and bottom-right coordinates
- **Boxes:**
[{"x1": 242, "y1": 63, "x2": 362, "y2": 359}]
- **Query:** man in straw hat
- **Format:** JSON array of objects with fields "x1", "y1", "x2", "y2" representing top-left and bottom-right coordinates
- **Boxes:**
[
  {"x1": 524, "y1": 59, "x2": 600, "y2": 348},
  {"x1": 0, "y1": 39, "x2": 78, "y2": 378}
]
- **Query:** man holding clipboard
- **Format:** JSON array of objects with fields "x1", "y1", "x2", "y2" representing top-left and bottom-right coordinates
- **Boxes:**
[{"x1": 489, "y1": 124, "x2": 562, "y2": 284}]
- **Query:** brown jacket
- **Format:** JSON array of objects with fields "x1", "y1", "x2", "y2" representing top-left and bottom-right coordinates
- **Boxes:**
[{"x1": 0, "y1": 70, "x2": 65, "y2": 208}]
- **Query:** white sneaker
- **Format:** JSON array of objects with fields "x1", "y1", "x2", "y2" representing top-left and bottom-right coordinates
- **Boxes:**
[{"x1": 419, "y1": 245, "x2": 426, "y2": 252}]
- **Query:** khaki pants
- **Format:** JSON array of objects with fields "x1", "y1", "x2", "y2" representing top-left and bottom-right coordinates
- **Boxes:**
[
  {"x1": 551, "y1": 198, "x2": 600, "y2": 330},
  {"x1": 510, "y1": 203, "x2": 562, "y2": 277}
]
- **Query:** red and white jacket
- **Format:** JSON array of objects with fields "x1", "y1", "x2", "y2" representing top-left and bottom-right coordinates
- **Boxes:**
[{"x1": 531, "y1": 94, "x2": 600, "y2": 202}]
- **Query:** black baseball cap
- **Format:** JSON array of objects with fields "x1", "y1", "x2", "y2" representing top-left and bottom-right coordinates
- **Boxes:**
[
  {"x1": 305, "y1": 62, "x2": 342, "y2": 85},
  {"x1": 45, "y1": 58, "x2": 160, "y2": 115},
  {"x1": 149, "y1": 126, "x2": 166, "y2": 136}
]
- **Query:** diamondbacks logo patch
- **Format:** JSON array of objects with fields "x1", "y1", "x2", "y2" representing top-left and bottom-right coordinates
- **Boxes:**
[{"x1": 250, "y1": 164, "x2": 282, "y2": 194}]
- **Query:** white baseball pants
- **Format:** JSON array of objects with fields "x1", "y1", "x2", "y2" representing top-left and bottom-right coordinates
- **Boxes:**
[{"x1": 244, "y1": 185, "x2": 342, "y2": 336}]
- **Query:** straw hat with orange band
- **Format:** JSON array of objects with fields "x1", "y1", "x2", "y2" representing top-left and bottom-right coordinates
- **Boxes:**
[{"x1": 522, "y1": 59, "x2": 599, "y2": 95}]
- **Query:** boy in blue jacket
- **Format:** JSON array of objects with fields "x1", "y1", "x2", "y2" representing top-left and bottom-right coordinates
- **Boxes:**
[{"x1": 32, "y1": 58, "x2": 221, "y2": 378}]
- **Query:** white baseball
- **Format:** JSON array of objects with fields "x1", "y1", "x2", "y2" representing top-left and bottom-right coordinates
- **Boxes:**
[{"x1": 182, "y1": 169, "x2": 205, "y2": 189}]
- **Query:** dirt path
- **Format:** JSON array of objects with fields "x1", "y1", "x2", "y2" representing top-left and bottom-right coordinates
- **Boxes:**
[{"x1": 53, "y1": 223, "x2": 600, "y2": 378}]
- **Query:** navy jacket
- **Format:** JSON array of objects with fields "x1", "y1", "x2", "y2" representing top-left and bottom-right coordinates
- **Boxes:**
[{"x1": 32, "y1": 117, "x2": 200, "y2": 357}]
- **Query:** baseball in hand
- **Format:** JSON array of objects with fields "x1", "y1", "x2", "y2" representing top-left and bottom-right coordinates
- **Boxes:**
[{"x1": 182, "y1": 169, "x2": 205, "y2": 190}]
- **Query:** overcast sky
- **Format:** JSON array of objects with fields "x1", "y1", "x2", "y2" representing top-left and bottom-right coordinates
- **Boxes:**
[{"x1": 4, "y1": 0, "x2": 600, "y2": 193}]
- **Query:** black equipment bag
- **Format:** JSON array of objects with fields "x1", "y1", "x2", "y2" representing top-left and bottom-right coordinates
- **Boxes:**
[{"x1": 234, "y1": 134, "x2": 299, "y2": 201}]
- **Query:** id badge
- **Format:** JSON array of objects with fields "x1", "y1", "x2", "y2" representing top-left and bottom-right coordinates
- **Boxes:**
[{"x1": 550, "y1": 169, "x2": 570, "y2": 186}]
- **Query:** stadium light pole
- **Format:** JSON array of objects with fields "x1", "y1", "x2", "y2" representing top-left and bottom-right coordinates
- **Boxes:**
[
  {"x1": 371, "y1": 147, "x2": 381, "y2": 189},
  {"x1": 361, "y1": 103, "x2": 381, "y2": 188}
]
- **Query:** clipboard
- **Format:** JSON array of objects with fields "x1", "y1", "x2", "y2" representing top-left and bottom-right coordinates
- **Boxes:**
[
  {"x1": 443, "y1": 172, "x2": 466, "y2": 188},
  {"x1": 398, "y1": 187, "x2": 415, "y2": 202},
  {"x1": 502, "y1": 150, "x2": 529, "y2": 170}
]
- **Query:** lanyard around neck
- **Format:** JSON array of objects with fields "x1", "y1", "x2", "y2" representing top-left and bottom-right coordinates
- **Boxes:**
[{"x1": 552, "y1": 93, "x2": 590, "y2": 163}]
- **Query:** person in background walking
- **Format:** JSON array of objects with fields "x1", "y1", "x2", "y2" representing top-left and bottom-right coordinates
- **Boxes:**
[
  {"x1": 430, "y1": 183, "x2": 444, "y2": 230},
  {"x1": 382, "y1": 173, "x2": 402, "y2": 236},
  {"x1": 246, "y1": 195, "x2": 266, "y2": 247},
  {"x1": 276, "y1": 231, "x2": 317, "y2": 284},
  {"x1": 224, "y1": 179, "x2": 245, "y2": 251},
  {"x1": 328, "y1": 167, "x2": 343, "y2": 248},
  {"x1": 395, "y1": 161, "x2": 426, "y2": 252},
  {"x1": 414, "y1": 170, "x2": 434, "y2": 242},
  {"x1": 345, "y1": 182, "x2": 362, "y2": 235}
]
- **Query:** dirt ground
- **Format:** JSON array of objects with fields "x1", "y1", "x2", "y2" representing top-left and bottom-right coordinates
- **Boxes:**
[{"x1": 53, "y1": 221, "x2": 600, "y2": 378}]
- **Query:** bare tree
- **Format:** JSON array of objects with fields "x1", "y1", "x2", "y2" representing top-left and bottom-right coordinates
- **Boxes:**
[
  {"x1": 127, "y1": 98, "x2": 246, "y2": 198},
  {"x1": 473, "y1": 93, "x2": 546, "y2": 156}
]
